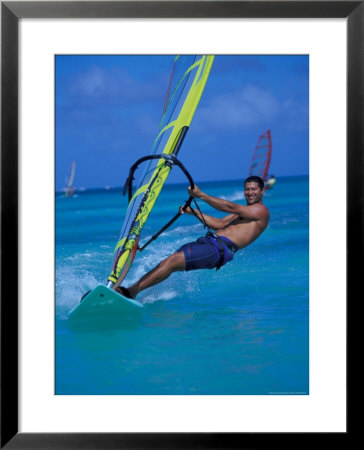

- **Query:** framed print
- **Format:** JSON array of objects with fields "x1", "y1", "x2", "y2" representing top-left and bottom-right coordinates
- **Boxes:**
[{"x1": 1, "y1": 0, "x2": 359, "y2": 447}]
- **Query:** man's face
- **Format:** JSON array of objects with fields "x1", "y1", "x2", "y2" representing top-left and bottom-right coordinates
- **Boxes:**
[{"x1": 244, "y1": 182, "x2": 263, "y2": 205}]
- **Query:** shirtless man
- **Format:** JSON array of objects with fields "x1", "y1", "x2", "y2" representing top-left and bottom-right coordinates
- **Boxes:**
[{"x1": 117, "y1": 175, "x2": 270, "y2": 300}]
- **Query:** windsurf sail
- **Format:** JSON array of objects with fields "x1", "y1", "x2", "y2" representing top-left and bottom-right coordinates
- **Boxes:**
[
  {"x1": 248, "y1": 130, "x2": 272, "y2": 182},
  {"x1": 65, "y1": 161, "x2": 76, "y2": 197},
  {"x1": 107, "y1": 55, "x2": 214, "y2": 288}
]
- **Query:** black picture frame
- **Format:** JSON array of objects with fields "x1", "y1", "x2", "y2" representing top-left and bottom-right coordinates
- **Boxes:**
[{"x1": 1, "y1": 1, "x2": 358, "y2": 448}]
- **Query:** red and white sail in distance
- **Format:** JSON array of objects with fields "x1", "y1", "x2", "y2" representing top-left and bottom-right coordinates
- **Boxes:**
[{"x1": 248, "y1": 130, "x2": 272, "y2": 182}]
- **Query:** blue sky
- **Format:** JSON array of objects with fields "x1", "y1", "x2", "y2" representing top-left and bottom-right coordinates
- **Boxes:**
[{"x1": 56, "y1": 54, "x2": 309, "y2": 190}]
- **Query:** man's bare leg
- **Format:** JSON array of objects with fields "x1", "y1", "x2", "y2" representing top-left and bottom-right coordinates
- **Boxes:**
[{"x1": 122, "y1": 251, "x2": 186, "y2": 299}]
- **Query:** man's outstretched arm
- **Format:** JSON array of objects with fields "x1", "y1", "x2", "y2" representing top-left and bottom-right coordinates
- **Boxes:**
[{"x1": 181, "y1": 205, "x2": 237, "y2": 230}]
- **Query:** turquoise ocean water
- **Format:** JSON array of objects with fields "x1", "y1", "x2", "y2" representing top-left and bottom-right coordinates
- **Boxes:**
[{"x1": 55, "y1": 176, "x2": 309, "y2": 395}]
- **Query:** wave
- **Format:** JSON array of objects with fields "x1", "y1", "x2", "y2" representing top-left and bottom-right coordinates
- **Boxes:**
[
  {"x1": 160, "y1": 223, "x2": 202, "y2": 237},
  {"x1": 56, "y1": 265, "x2": 100, "y2": 319},
  {"x1": 142, "y1": 289, "x2": 178, "y2": 304},
  {"x1": 220, "y1": 191, "x2": 244, "y2": 201}
]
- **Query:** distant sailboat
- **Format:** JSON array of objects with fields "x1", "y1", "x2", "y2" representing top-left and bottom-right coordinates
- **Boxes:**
[
  {"x1": 65, "y1": 161, "x2": 76, "y2": 197},
  {"x1": 248, "y1": 130, "x2": 275, "y2": 189},
  {"x1": 248, "y1": 130, "x2": 272, "y2": 181}
]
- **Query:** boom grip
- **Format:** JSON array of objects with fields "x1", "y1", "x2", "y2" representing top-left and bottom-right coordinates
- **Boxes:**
[{"x1": 122, "y1": 152, "x2": 198, "y2": 252}]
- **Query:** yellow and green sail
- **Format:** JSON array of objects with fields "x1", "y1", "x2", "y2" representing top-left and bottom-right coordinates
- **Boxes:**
[{"x1": 108, "y1": 55, "x2": 214, "y2": 287}]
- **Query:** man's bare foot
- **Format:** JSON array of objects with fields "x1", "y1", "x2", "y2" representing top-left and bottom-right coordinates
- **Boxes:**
[{"x1": 115, "y1": 286, "x2": 134, "y2": 299}]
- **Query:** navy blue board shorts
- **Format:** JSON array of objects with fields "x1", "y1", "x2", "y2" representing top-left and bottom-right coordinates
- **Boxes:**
[{"x1": 177, "y1": 233, "x2": 238, "y2": 271}]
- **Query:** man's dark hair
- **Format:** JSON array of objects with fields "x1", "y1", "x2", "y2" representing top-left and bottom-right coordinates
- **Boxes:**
[{"x1": 244, "y1": 176, "x2": 264, "y2": 190}]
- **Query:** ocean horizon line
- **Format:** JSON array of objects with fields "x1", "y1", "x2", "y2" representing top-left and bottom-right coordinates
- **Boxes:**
[{"x1": 56, "y1": 173, "x2": 308, "y2": 195}]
